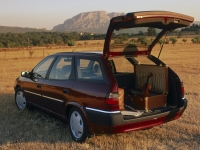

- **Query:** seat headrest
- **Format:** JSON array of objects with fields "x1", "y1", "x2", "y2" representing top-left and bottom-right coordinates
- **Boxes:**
[
  {"x1": 62, "y1": 65, "x2": 71, "y2": 75},
  {"x1": 94, "y1": 64, "x2": 101, "y2": 73}
]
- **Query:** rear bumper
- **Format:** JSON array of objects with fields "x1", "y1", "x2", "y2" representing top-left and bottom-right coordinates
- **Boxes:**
[{"x1": 85, "y1": 98, "x2": 188, "y2": 134}]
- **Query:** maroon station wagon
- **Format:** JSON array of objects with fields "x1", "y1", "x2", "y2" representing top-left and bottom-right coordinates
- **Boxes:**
[{"x1": 14, "y1": 11, "x2": 194, "y2": 142}]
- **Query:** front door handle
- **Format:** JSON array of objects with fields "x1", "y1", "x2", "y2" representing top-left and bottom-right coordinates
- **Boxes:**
[
  {"x1": 63, "y1": 89, "x2": 69, "y2": 94},
  {"x1": 37, "y1": 84, "x2": 41, "y2": 88}
]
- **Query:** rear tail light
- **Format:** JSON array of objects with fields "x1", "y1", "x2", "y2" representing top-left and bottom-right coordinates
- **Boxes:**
[
  {"x1": 106, "y1": 92, "x2": 119, "y2": 110},
  {"x1": 106, "y1": 92, "x2": 119, "y2": 105},
  {"x1": 180, "y1": 81, "x2": 185, "y2": 98}
]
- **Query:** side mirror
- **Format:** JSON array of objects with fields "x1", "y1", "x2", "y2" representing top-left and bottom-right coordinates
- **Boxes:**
[{"x1": 21, "y1": 71, "x2": 30, "y2": 77}]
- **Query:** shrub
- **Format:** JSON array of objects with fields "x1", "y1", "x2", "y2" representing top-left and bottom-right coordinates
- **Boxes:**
[
  {"x1": 67, "y1": 40, "x2": 75, "y2": 46},
  {"x1": 126, "y1": 39, "x2": 136, "y2": 46},
  {"x1": 129, "y1": 39, "x2": 136, "y2": 43},
  {"x1": 29, "y1": 51, "x2": 34, "y2": 58},
  {"x1": 84, "y1": 41, "x2": 88, "y2": 47},
  {"x1": 191, "y1": 37, "x2": 200, "y2": 44},
  {"x1": 169, "y1": 37, "x2": 177, "y2": 46},
  {"x1": 137, "y1": 37, "x2": 149, "y2": 46},
  {"x1": 159, "y1": 39, "x2": 164, "y2": 44},
  {"x1": 114, "y1": 39, "x2": 123, "y2": 45},
  {"x1": 182, "y1": 39, "x2": 187, "y2": 43},
  {"x1": 191, "y1": 38, "x2": 197, "y2": 44}
]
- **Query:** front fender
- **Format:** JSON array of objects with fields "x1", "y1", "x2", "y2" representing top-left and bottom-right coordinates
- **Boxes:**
[{"x1": 14, "y1": 76, "x2": 25, "y2": 91}]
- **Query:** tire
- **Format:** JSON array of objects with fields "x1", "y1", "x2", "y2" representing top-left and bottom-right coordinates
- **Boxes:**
[
  {"x1": 68, "y1": 107, "x2": 88, "y2": 143},
  {"x1": 15, "y1": 89, "x2": 27, "y2": 110}
]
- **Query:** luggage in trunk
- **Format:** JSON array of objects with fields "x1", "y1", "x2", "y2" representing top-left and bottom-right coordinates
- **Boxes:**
[
  {"x1": 125, "y1": 94, "x2": 167, "y2": 112},
  {"x1": 124, "y1": 64, "x2": 168, "y2": 112}
]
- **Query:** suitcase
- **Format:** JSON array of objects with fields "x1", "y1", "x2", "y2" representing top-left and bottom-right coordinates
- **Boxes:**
[{"x1": 125, "y1": 94, "x2": 167, "y2": 112}]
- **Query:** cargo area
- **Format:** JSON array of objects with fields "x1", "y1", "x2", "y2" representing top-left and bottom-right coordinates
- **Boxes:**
[{"x1": 109, "y1": 56, "x2": 180, "y2": 117}]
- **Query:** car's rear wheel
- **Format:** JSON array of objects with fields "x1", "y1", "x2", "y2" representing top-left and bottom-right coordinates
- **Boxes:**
[
  {"x1": 68, "y1": 107, "x2": 88, "y2": 142},
  {"x1": 15, "y1": 89, "x2": 27, "y2": 110}
]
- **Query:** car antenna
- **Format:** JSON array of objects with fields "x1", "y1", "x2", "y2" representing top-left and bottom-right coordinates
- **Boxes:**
[
  {"x1": 158, "y1": 32, "x2": 168, "y2": 59},
  {"x1": 72, "y1": 49, "x2": 76, "y2": 52}
]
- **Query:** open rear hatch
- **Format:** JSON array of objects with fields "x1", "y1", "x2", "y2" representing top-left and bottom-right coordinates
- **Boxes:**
[
  {"x1": 103, "y1": 11, "x2": 194, "y2": 58},
  {"x1": 104, "y1": 11, "x2": 193, "y2": 117}
]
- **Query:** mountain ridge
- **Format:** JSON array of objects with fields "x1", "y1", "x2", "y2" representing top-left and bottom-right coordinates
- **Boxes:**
[
  {"x1": 53, "y1": 11, "x2": 125, "y2": 33},
  {"x1": 0, "y1": 11, "x2": 199, "y2": 33}
]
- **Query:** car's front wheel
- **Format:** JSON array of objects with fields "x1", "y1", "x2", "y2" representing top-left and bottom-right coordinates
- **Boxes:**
[
  {"x1": 68, "y1": 107, "x2": 88, "y2": 143},
  {"x1": 15, "y1": 89, "x2": 27, "y2": 110}
]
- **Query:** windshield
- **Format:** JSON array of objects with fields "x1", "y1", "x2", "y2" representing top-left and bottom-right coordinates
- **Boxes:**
[{"x1": 110, "y1": 27, "x2": 162, "y2": 52}]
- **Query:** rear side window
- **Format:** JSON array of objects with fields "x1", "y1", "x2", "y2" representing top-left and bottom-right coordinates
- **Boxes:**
[{"x1": 76, "y1": 58, "x2": 104, "y2": 82}]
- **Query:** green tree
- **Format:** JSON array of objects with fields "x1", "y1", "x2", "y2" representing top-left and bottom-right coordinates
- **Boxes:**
[
  {"x1": 158, "y1": 39, "x2": 165, "y2": 48},
  {"x1": 67, "y1": 40, "x2": 75, "y2": 46},
  {"x1": 137, "y1": 36, "x2": 149, "y2": 46},
  {"x1": 147, "y1": 27, "x2": 156, "y2": 36},
  {"x1": 116, "y1": 33, "x2": 129, "y2": 41},
  {"x1": 114, "y1": 39, "x2": 123, "y2": 45},
  {"x1": 191, "y1": 37, "x2": 200, "y2": 44},
  {"x1": 137, "y1": 31, "x2": 144, "y2": 36},
  {"x1": 0, "y1": 42, "x2": 4, "y2": 48},
  {"x1": 191, "y1": 38, "x2": 197, "y2": 43},
  {"x1": 182, "y1": 39, "x2": 187, "y2": 44},
  {"x1": 169, "y1": 37, "x2": 177, "y2": 46}
]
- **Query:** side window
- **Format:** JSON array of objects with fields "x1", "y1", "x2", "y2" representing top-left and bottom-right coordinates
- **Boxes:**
[
  {"x1": 32, "y1": 56, "x2": 55, "y2": 78},
  {"x1": 76, "y1": 58, "x2": 104, "y2": 82},
  {"x1": 49, "y1": 56, "x2": 72, "y2": 80}
]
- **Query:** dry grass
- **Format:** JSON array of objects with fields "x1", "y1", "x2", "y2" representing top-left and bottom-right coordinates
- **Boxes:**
[{"x1": 0, "y1": 44, "x2": 200, "y2": 149}]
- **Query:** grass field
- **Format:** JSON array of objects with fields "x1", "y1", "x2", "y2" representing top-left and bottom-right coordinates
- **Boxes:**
[{"x1": 0, "y1": 44, "x2": 200, "y2": 149}]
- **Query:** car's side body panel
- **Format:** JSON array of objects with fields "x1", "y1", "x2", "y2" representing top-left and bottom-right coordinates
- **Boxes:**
[
  {"x1": 23, "y1": 78, "x2": 44, "y2": 107},
  {"x1": 41, "y1": 80, "x2": 75, "y2": 117},
  {"x1": 71, "y1": 55, "x2": 113, "y2": 111}
]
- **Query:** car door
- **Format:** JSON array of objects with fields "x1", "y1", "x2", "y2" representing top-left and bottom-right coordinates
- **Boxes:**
[
  {"x1": 72, "y1": 57, "x2": 110, "y2": 110},
  {"x1": 41, "y1": 55, "x2": 75, "y2": 117},
  {"x1": 23, "y1": 56, "x2": 56, "y2": 107}
]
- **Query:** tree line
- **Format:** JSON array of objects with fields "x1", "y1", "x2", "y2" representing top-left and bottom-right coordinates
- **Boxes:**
[
  {"x1": 0, "y1": 32, "x2": 106, "y2": 48},
  {"x1": 0, "y1": 27, "x2": 157, "y2": 48},
  {"x1": 181, "y1": 24, "x2": 200, "y2": 34},
  {"x1": 0, "y1": 25, "x2": 199, "y2": 48}
]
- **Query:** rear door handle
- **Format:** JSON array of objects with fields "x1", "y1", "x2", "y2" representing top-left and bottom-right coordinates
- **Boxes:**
[
  {"x1": 63, "y1": 89, "x2": 69, "y2": 94},
  {"x1": 37, "y1": 84, "x2": 41, "y2": 88}
]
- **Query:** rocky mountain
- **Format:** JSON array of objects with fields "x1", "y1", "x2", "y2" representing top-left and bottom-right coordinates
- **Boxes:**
[{"x1": 53, "y1": 11, "x2": 125, "y2": 33}]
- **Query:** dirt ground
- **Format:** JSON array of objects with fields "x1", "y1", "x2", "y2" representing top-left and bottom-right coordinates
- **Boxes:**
[{"x1": 0, "y1": 44, "x2": 200, "y2": 149}]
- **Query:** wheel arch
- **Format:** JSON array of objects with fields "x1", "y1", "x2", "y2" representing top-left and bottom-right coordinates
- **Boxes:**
[
  {"x1": 15, "y1": 84, "x2": 21, "y2": 92},
  {"x1": 66, "y1": 101, "x2": 88, "y2": 123}
]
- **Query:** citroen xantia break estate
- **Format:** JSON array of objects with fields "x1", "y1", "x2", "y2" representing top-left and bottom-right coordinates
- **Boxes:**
[{"x1": 14, "y1": 11, "x2": 193, "y2": 142}]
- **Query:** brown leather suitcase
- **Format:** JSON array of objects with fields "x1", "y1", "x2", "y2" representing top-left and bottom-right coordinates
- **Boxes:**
[{"x1": 125, "y1": 94, "x2": 167, "y2": 112}]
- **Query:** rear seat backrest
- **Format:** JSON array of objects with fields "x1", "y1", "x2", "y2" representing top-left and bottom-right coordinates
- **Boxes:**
[{"x1": 135, "y1": 65, "x2": 168, "y2": 92}]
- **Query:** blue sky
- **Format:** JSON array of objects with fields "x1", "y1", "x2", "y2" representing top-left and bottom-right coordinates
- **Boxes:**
[{"x1": 0, "y1": 0, "x2": 199, "y2": 29}]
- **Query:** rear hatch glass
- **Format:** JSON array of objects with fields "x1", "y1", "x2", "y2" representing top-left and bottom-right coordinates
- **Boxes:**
[
  {"x1": 110, "y1": 27, "x2": 162, "y2": 53},
  {"x1": 103, "y1": 11, "x2": 194, "y2": 58}
]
